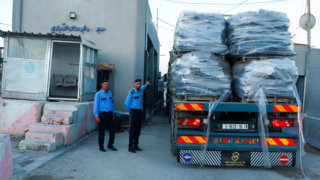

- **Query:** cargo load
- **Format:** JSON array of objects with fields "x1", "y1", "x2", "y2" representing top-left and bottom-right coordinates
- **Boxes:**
[
  {"x1": 173, "y1": 11, "x2": 228, "y2": 55},
  {"x1": 232, "y1": 58, "x2": 298, "y2": 98},
  {"x1": 170, "y1": 51, "x2": 231, "y2": 97},
  {"x1": 227, "y1": 10, "x2": 295, "y2": 57}
]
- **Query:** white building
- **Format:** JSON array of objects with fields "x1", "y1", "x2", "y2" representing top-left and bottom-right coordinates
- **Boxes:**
[{"x1": 9, "y1": 0, "x2": 160, "y2": 117}]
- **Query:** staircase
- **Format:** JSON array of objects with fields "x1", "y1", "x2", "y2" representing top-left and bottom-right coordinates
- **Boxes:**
[{"x1": 19, "y1": 103, "x2": 86, "y2": 152}]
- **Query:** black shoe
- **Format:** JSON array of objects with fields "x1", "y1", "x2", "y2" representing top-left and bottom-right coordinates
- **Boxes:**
[
  {"x1": 128, "y1": 147, "x2": 136, "y2": 153},
  {"x1": 99, "y1": 147, "x2": 106, "y2": 152},
  {"x1": 134, "y1": 146, "x2": 142, "y2": 151},
  {"x1": 108, "y1": 145, "x2": 118, "y2": 151}
]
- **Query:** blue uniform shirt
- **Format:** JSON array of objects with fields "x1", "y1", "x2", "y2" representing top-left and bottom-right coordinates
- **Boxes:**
[
  {"x1": 94, "y1": 89, "x2": 115, "y2": 117},
  {"x1": 125, "y1": 84, "x2": 148, "y2": 112}
]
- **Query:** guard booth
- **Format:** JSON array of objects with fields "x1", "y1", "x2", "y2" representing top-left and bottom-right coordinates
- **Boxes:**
[{"x1": 0, "y1": 31, "x2": 98, "y2": 101}]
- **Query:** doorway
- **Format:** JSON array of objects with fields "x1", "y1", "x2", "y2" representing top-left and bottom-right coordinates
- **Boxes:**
[{"x1": 48, "y1": 42, "x2": 80, "y2": 100}]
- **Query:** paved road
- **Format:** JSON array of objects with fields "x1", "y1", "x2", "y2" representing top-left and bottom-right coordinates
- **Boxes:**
[{"x1": 28, "y1": 111, "x2": 320, "y2": 180}]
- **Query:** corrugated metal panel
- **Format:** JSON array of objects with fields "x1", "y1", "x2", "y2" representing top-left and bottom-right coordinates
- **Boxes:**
[
  {"x1": 0, "y1": 30, "x2": 81, "y2": 41},
  {"x1": 304, "y1": 48, "x2": 320, "y2": 149}
]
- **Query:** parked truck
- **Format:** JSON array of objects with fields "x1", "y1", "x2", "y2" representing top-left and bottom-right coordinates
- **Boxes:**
[
  {"x1": 168, "y1": 51, "x2": 300, "y2": 167},
  {"x1": 168, "y1": 10, "x2": 301, "y2": 167}
]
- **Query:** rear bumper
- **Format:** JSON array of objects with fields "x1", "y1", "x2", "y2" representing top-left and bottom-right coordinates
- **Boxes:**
[
  {"x1": 176, "y1": 131, "x2": 297, "y2": 167},
  {"x1": 177, "y1": 149, "x2": 296, "y2": 167}
]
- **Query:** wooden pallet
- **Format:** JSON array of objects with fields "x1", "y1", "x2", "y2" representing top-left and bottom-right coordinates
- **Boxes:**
[
  {"x1": 239, "y1": 56, "x2": 287, "y2": 62},
  {"x1": 175, "y1": 95, "x2": 219, "y2": 101},
  {"x1": 241, "y1": 96, "x2": 295, "y2": 104},
  {"x1": 171, "y1": 51, "x2": 225, "y2": 61}
]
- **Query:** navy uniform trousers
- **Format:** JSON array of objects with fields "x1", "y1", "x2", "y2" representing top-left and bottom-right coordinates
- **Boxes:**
[
  {"x1": 98, "y1": 111, "x2": 115, "y2": 148},
  {"x1": 129, "y1": 109, "x2": 142, "y2": 147}
]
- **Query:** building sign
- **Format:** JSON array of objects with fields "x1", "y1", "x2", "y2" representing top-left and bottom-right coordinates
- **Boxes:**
[{"x1": 51, "y1": 23, "x2": 106, "y2": 34}]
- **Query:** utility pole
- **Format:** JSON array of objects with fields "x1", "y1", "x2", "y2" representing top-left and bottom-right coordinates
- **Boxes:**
[
  {"x1": 307, "y1": 0, "x2": 311, "y2": 48},
  {"x1": 157, "y1": 8, "x2": 159, "y2": 32}
]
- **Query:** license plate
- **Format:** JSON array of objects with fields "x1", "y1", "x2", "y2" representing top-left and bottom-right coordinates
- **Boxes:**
[{"x1": 222, "y1": 123, "x2": 248, "y2": 130}]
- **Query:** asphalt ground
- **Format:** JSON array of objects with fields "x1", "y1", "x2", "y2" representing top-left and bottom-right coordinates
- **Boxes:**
[{"x1": 23, "y1": 111, "x2": 320, "y2": 180}]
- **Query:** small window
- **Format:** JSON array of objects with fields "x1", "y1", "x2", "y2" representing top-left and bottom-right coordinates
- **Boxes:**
[
  {"x1": 8, "y1": 37, "x2": 47, "y2": 60},
  {"x1": 86, "y1": 48, "x2": 91, "y2": 63},
  {"x1": 83, "y1": 46, "x2": 87, "y2": 63}
]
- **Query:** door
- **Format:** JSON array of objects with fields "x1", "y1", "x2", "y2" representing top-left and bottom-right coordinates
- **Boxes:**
[{"x1": 80, "y1": 45, "x2": 97, "y2": 101}]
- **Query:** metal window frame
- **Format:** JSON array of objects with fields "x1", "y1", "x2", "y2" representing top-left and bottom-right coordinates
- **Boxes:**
[{"x1": 47, "y1": 40, "x2": 82, "y2": 101}]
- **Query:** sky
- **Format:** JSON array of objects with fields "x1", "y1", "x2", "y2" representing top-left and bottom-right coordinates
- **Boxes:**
[{"x1": 1, "y1": 0, "x2": 320, "y2": 73}]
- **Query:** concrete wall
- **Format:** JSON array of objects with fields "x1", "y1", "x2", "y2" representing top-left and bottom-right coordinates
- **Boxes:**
[
  {"x1": 12, "y1": 0, "x2": 159, "y2": 111},
  {"x1": 293, "y1": 44, "x2": 308, "y2": 76},
  {"x1": 0, "y1": 98, "x2": 45, "y2": 135},
  {"x1": 0, "y1": 134, "x2": 12, "y2": 180},
  {"x1": 135, "y1": 0, "x2": 159, "y2": 80}
]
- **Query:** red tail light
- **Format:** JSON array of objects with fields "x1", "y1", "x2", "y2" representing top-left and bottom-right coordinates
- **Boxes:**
[
  {"x1": 179, "y1": 118, "x2": 201, "y2": 126},
  {"x1": 272, "y1": 119, "x2": 294, "y2": 127}
]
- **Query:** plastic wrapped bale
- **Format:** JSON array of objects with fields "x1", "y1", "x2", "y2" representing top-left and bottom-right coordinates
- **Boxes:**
[
  {"x1": 173, "y1": 11, "x2": 228, "y2": 55},
  {"x1": 232, "y1": 58, "x2": 298, "y2": 98},
  {"x1": 227, "y1": 9, "x2": 295, "y2": 57},
  {"x1": 170, "y1": 52, "x2": 231, "y2": 97}
]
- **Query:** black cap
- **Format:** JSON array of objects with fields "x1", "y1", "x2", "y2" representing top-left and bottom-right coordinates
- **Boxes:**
[
  {"x1": 101, "y1": 80, "x2": 109, "y2": 84},
  {"x1": 135, "y1": 79, "x2": 142, "y2": 83}
]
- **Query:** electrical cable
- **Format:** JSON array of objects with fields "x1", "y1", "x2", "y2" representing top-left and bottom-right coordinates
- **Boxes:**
[{"x1": 164, "y1": 0, "x2": 285, "y2": 6}]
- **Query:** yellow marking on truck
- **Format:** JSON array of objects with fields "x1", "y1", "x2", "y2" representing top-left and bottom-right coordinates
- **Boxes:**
[
  {"x1": 274, "y1": 105, "x2": 287, "y2": 112},
  {"x1": 176, "y1": 103, "x2": 187, "y2": 110},
  {"x1": 289, "y1": 105, "x2": 298, "y2": 112},
  {"x1": 190, "y1": 104, "x2": 202, "y2": 110},
  {"x1": 266, "y1": 138, "x2": 277, "y2": 145},
  {"x1": 181, "y1": 136, "x2": 193, "y2": 143},
  {"x1": 279, "y1": 138, "x2": 289, "y2": 145},
  {"x1": 195, "y1": 136, "x2": 207, "y2": 143}
]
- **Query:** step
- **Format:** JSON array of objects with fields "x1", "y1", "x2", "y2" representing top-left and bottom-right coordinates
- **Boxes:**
[
  {"x1": 44, "y1": 110, "x2": 77, "y2": 118},
  {"x1": 44, "y1": 103, "x2": 78, "y2": 111},
  {"x1": 18, "y1": 139, "x2": 57, "y2": 152},
  {"x1": 29, "y1": 123, "x2": 78, "y2": 145},
  {"x1": 41, "y1": 114, "x2": 75, "y2": 125},
  {"x1": 25, "y1": 131, "x2": 64, "y2": 148}
]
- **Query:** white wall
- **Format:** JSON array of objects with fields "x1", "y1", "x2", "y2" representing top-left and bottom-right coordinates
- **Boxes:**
[{"x1": 12, "y1": 0, "x2": 159, "y2": 111}]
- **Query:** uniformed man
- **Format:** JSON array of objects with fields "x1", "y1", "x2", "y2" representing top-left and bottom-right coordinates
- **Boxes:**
[
  {"x1": 125, "y1": 79, "x2": 150, "y2": 153},
  {"x1": 94, "y1": 80, "x2": 117, "y2": 152}
]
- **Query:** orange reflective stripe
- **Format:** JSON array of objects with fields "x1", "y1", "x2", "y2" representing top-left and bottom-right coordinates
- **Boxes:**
[
  {"x1": 289, "y1": 105, "x2": 298, "y2": 112},
  {"x1": 279, "y1": 138, "x2": 290, "y2": 145},
  {"x1": 176, "y1": 136, "x2": 185, "y2": 143},
  {"x1": 287, "y1": 139, "x2": 296, "y2": 146},
  {"x1": 272, "y1": 138, "x2": 285, "y2": 145},
  {"x1": 274, "y1": 105, "x2": 287, "y2": 112},
  {"x1": 181, "y1": 136, "x2": 193, "y2": 143},
  {"x1": 175, "y1": 103, "x2": 187, "y2": 110},
  {"x1": 175, "y1": 103, "x2": 203, "y2": 111},
  {"x1": 266, "y1": 138, "x2": 277, "y2": 145},
  {"x1": 274, "y1": 105, "x2": 299, "y2": 112},
  {"x1": 194, "y1": 136, "x2": 207, "y2": 143},
  {"x1": 266, "y1": 138, "x2": 296, "y2": 146},
  {"x1": 282, "y1": 105, "x2": 293, "y2": 112},
  {"x1": 176, "y1": 136, "x2": 207, "y2": 143},
  {"x1": 190, "y1": 104, "x2": 202, "y2": 111}
]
